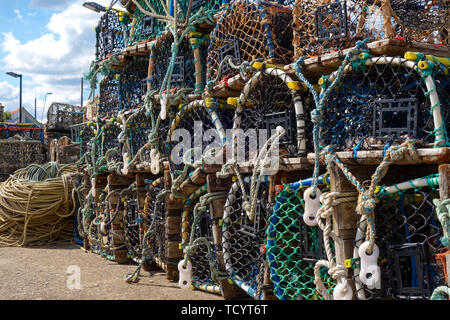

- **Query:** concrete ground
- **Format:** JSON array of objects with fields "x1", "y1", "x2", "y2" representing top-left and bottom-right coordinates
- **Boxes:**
[{"x1": 0, "y1": 242, "x2": 222, "y2": 300}]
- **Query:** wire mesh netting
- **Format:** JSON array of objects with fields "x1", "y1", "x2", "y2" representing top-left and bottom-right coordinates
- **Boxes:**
[
  {"x1": 167, "y1": 100, "x2": 233, "y2": 175},
  {"x1": 222, "y1": 180, "x2": 272, "y2": 299},
  {"x1": 98, "y1": 73, "x2": 120, "y2": 118},
  {"x1": 145, "y1": 179, "x2": 167, "y2": 266},
  {"x1": 46, "y1": 103, "x2": 84, "y2": 133},
  {"x1": 320, "y1": 56, "x2": 448, "y2": 152},
  {"x1": 85, "y1": 187, "x2": 114, "y2": 259},
  {"x1": 148, "y1": 32, "x2": 196, "y2": 92},
  {"x1": 232, "y1": 68, "x2": 314, "y2": 161},
  {"x1": 78, "y1": 123, "x2": 96, "y2": 157},
  {"x1": 206, "y1": 0, "x2": 293, "y2": 84},
  {"x1": 0, "y1": 139, "x2": 44, "y2": 176},
  {"x1": 119, "y1": 57, "x2": 149, "y2": 112},
  {"x1": 127, "y1": 0, "x2": 223, "y2": 48},
  {"x1": 125, "y1": 109, "x2": 154, "y2": 159},
  {"x1": 354, "y1": 183, "x2": 445, "y2": 300},
  {"x1": 96, "y1": 9, "x2": 129, "y2": 61},
  {"x1": 123, "y1": 187, "x2": 143, "y2": 263},
  {"x1": 266, "y1": 177, "x2": 335, "y2": 300},
  {"x1": 102, "y1": 121, "x2": 123, "y2": 163},
  {"x1": 292, "y1": 0, "x2": 449, "y2": 59},
  {"x1": 389, "y1": 0, "x2": 448, "y2": 39},
  {"x1": 189, "y1": 203, "x2": 222, "y2": 292},
  {"x1": 127, "y1": 0, "x2": 167, "y2": 45}
]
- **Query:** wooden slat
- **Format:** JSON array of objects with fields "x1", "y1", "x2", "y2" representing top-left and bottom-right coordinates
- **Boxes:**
[
  {"x1": 439, "y1": 164, "x2": 450, "y2": 201},
  {"x1": 307, "y1": 147, "x2": 450, "y2": 166},
  {"x1": 285, "y1": 38, "x2": 450, "y2": 79},
  {"x1": 107, "y1": 173, "x2": 135, "y2": 186}
]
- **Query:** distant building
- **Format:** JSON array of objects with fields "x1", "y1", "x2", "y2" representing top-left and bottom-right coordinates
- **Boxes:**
[{"x1": 9, "y1": 107, "x2": 42, "y2": 125}]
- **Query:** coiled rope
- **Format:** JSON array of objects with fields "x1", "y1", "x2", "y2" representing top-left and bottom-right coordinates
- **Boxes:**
[{"x1": 0, "y1": 163, "x2": 77, "y2": 246}]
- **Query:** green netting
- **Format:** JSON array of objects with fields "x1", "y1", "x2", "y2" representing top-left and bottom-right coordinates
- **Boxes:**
[
  {"x1": 128, "y1": 0, "x2": 167, "y2": 45},
  {"x1": 266, "y1": 177, "x2": 336, "y2": 300},
  {"x1": 127, "y1": 0, "x2": 222, "y2": 46},
  {"x1": 354, "y1": 177, "x2": 445, "y2": 300}
]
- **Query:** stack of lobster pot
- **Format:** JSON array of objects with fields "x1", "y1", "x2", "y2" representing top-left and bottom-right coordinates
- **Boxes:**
[{"x1": 74, "y1": 0, "x2": 450, "y2": 301}]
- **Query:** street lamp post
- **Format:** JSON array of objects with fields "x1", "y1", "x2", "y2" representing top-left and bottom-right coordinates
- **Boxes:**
[
  {"x1": 82, "y1": 2, "x2": 107, "y2": 12},
  {"x1": 41, "y1": 92, "x2": 53, "y2": 123},
  {"x1": 6, "y1": 72, "x2": 23, "y2": 123}
]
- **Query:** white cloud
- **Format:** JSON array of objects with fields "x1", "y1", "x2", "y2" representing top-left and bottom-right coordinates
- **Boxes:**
[
  {"x1": 0, "y1": 0, "x2": 118, "y2": 122},
  {"x1": 14, "y1": 9, "x2": 23, "y2": 20}
]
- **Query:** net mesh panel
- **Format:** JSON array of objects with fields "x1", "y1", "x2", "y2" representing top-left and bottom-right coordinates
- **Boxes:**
[
  {"x1": 127, "y1": 0, "x2": 223, "y2": 46},
  {"x1": 96, "y1": 9, "x2": 126, "y2": 61},
  {"x1": 46, "y1": 103, "x2": 84, "y2": 133},
  {"x1": 435, "y1": 70, "x2": 450, "y2": 145},
  {"x1": 267, "y1": 182, "x2": 335, "y2": 300},
  {"x1": 222, "y1": 181, "x2": 272, "y2": 299},
  {"x1": 206, "y1": 0, "x2": 293, "y2": 84},
  {"x1": 89, "y1": 189, "x2": 114, "y2": 259},
  {"x1": 102, "y1": 122, "x2": 123, "y2": 163},
  {"x1": 0, "y1": 140, "x2": 43, "y2": 176},
  {"x1": 146, "y1": 182, "x2": 166, "y2": 265},
  {"x1": 354, "y1": 186, "x2": 445, "y2": 300},
  {"x1": 127, "y1": 0, "x2": 166, "y2": 45},
  {"x1": 167, "y1": 102, "x2": 225, "y2": 174},
  {"x1": 126, "y1": 108, "x2": 153, "y2": 159},
  {"x1": 189, "y1": 204, "x2": 220, "y2": 290},
  {"x1": 79, "y1": 124, "x2": 95, "y2": 157},
  {"x1": 389, "y1": 0, "x2": 448, "y2": 37},
  {"x1": 180, "y1": 0, "x2": 223, "y2": 13},
  {"x1": 119, "y1": 57, "x2": 149, "y2": 112},
  {"x1": 123, "y1": 188, "x2": 142, "y2": 263},
  {"x1": 293, "y1": 0, "x2": 448, "y2": 59},
  {"x1": 233, "y1": 72, "x2": 314, "y2": 160},
  {"x1": 321, "y1": 57, "x2": 443, "y2": 152},
  {"x1": 98, "y1": 73, "x2": 120, "y2": 118},
  {"x1": 149, "y1": 33, "x2": 196, "y2": 92},
  {"x1": 0, "y1": 123, "x2": 43, "y2": 141}
]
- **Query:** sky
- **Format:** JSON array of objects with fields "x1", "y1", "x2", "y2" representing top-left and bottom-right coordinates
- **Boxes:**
[{"x1": 0, "y1": 0, "x2": 121, "y2": 122}]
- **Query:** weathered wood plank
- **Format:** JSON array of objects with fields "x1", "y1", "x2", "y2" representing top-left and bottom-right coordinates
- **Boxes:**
[
  {"x1": 307, "y1": 147, "x2": 450, "y2": 166},
  {"x1": 439, "y1": 164, "x2": 450, "y2": 201}
]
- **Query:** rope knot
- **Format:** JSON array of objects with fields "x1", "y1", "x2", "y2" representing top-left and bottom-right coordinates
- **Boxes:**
[{"x1": 311, "y1": 109, "x2": 322, "y2": 124}]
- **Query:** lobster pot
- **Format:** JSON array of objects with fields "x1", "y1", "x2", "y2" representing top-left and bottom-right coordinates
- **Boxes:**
[
  {"x1": 266, "y1": 177, "x2": 334, "y2": 300},
  {"x1": 119, "y1": 56, "x2": 149, "y2": 112},
  {"x1": 320, "y1": 56, "x2": 449, "y2": 152},
  {"x1": 231, "y1": 67, "x2": 314, "y2": 163},
  {"x1": 46, "y1": 103, "x2": 84, "y2": 133},
  {"x1": 189, "y1": 200, "x2": 222, "y2": 293},
  {"x1": 0, "y1": 140, "x2": 43, "y2": 176},
  {"x1": 126, "y1": 0, "x2": 223, "y2": 46},
  {"x1": 98, "y1": 73, "x2": 120, "y2": 118},
  {"x1": 79, "y1": 123, "x2": 96, "y2": 157},
  {"x1": 96, "y1": 9, "x2": 128, "y2": 60},
  {"x1": 127, "y1": 0, "x2": 171, "y2": 45},
  {"x1": 75, "y1": 176, "x2": 99, "y2": 246},
  {"x1": 125, "y1": 105, "x2": 171, "y2": 165},
  {"x1": 222, "y1": 179, "x2": 272, "y2": 299},
  {"x1": 74, "y1": 174, "x2": 86, "y2": 244},
  {"x1": 89, "y1": 188, "x2": 114, "y2": 259},
  {"x1": 354, "y1": 181, "x2": 445, "y2": 300},
  {"x1": 206, "y1": 0, "x2": 293, "y2": 84},
  {"x1": 146, "y1": 179, "x2": 167, "y2": 268},
  {"x1": 293, "y1": 0, "x2": 449, "y2": 59},
  {"x1": 148, "y1": 32, "x2": 196, "y2": 92},
  {"x1": 167, "y1": 100, "x2": 234, "y2": 175},
  {"x1": 123, "y1": 187, "x2": 142, "y2": 263},
  {"x1": 101, "y1": 121, "x2": 123, "y2": 163},
  {"x1": 0, "y1": 123, "x2": 43, "y2": 142}
]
